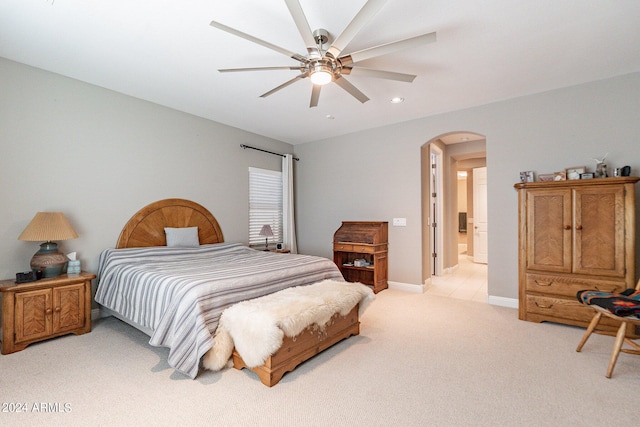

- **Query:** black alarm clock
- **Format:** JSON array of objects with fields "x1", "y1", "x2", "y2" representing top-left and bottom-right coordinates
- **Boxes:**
[{"x1": 16, "y1": 271, "x2": 39, "y2": 284}]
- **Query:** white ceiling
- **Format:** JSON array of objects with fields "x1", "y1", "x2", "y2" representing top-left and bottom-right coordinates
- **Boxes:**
[{"x1": 1, "y1": 1, "x2": 639, "y2": 145}]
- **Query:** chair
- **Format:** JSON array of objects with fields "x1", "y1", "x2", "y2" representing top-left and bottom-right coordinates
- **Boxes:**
[{"x1": 575, "y1": 280, "x2": 640, "y2": 378}]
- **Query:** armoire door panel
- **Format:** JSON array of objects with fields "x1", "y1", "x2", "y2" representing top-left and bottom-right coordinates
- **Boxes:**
[
  {"x1": 526, "y1": 189, "x2": 572, "y2": 272},
  {"x1": 573, "y1": 186, "x2": 625, "y2": 277}
]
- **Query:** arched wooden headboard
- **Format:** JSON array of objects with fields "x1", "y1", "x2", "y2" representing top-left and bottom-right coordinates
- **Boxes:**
[{"x1": 116, "y1": 198, "x2": 224, "y2": 248}]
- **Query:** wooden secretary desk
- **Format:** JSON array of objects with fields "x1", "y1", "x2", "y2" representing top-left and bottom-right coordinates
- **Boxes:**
[{"x1": 333, "y1": 221, "x2": 388, "y2": 293}]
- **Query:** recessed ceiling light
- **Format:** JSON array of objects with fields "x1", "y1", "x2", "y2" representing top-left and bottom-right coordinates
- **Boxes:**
[
  {"x1": 325, "y1": 114, "x2": 335, "y2": 120},
  {"x1": 390, "y1": 97, "x2": 404, "y2": 104}
]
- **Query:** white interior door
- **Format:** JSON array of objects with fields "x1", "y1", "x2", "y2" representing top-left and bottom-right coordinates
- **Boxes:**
[{"x1": 473, "y1": 167, "x2": 488, "y2": 264}]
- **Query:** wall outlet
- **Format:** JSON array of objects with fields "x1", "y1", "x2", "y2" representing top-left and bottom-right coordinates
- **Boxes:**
[{"x1": 392, "y1": 218, "x2": 407, "y2": 226}]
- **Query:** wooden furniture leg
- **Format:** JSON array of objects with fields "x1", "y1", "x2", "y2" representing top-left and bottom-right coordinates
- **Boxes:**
[
  {"x1": 606, "y1": 321, "x2": 628, "y2": 378},
  {"x1": 576, "y1": 311, "x2": 602, "y2": 352}
]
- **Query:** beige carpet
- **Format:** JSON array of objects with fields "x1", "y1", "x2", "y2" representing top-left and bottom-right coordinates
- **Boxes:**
[{"x1": 1, "y1": 289, "x2": 637, "y2": 426}]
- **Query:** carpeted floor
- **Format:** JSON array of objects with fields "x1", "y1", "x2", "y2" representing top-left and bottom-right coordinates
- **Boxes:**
[{"x1": 1, "y1": 289, "x2": 637, "y2": 426}]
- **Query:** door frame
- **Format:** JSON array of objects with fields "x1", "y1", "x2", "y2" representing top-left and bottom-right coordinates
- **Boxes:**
[
  {"x1": 430, "y1": 144, "x2": 444, "y2": 276},
  {"x1": 421, "y1": 132, "x2": 487, "y2": 285},
  {"x1": 472, "y1": 166, "x2": 488, "y2": 264}
]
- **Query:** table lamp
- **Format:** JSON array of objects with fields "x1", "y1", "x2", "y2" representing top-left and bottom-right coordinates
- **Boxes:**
[
  {"x1": 259, "y1": 224, "x2": 274, "y2": 251},
  {"x1": 18, "y1": 212, "x2": 79, "y2": 278}
]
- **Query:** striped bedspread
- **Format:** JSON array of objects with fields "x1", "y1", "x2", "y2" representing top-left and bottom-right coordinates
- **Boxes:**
[{"x1": 95, "y1": 243, "x2": 343, "y2": 378}]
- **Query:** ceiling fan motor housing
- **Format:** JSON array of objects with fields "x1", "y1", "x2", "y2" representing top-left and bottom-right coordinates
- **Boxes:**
[{"x1": 313, "y1": 28, "x2": 330, "y2": 48}]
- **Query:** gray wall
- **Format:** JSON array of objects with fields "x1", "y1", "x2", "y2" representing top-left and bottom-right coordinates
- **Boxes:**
[
  {"x1": 294, "y1": 72, "x2": 640, "y2": 300},
  {"x1": 3, "y1": 55, "x2": 639, "y2": 303},
  {"x1": 0, "y1": 58, "x2": 290, "y2": 280}
]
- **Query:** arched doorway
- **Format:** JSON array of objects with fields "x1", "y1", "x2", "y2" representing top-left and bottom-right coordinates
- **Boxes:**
[{"x1": 421, "y1": 132, "x2": 487, "y2": 290}]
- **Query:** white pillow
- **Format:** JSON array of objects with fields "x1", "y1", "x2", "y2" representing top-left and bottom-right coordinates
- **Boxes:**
[{"x1": 164, "y1": 227, "x2": 200, "y2": 247}]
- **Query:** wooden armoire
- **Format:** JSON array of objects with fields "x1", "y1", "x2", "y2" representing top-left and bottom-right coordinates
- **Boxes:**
[{"x1": 514, "y1": 177, "x2": 639, "y2": 334}]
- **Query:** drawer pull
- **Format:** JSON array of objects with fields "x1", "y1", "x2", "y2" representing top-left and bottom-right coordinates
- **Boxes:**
[
  {"x1": 534, "y1": 301, "x2": 553, "y2": 309},
  {"x1": 534, "y1": 279, "x2": 553, "y2": 287}
]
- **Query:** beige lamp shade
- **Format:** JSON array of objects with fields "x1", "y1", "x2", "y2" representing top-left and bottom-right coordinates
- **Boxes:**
[
  {"x1": 259, "y1": 224, "x2": 273, "y2": 251},
  {"x1": 18, "y1": 212, "x2": 79, "y2": 242},
  {"x1": 18, "y1": 212, "x2": 78, "y2": 278},
  {"x1": 259, "y1": 224, "x2": 274, "y2": 237}
]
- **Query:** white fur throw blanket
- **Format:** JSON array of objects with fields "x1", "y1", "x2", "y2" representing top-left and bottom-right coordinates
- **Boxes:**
[{"x1": 202, "y1": 279, "x2": 374, "y2": 371}]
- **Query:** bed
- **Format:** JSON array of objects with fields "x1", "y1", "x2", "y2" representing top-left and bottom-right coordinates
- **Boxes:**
[{"x1": 95, "y1": 198, "x2": 344, "y2": 379}]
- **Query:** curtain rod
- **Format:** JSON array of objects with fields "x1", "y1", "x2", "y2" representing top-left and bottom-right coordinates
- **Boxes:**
[{"x1": 240, "y1": 144, "x2": 299, "y2": 161}]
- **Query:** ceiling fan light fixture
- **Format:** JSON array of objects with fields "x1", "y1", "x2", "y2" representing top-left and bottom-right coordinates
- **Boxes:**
[{"x1": 309, "y1": 61, "x2": 334, "y2": 85}]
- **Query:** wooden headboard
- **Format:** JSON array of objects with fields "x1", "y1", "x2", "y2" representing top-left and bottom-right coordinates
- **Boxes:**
[{"x1": 116, "y1": 198, "x2": 224, "y2": 249}]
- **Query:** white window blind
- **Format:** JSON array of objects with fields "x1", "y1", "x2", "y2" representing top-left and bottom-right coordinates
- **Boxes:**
[{"x1": 249, "y1": 167, "x2": 283, "y2": 247}]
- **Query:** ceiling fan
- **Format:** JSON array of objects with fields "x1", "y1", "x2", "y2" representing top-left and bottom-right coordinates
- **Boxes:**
[{"x1": 210, "y1": 0, "x2": 436, "y2": 107}]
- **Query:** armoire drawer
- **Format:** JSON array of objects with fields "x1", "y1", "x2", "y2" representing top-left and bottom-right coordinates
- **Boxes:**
[
  {"x1": 525, "y1": 274, "x2": 626, "y2": 298},
  {"x1": 524, "y1": 294, "x2": 634, "y2": 334},
  {"x1": 525, "y1": 294, "x2": 591, "y2": 323}
]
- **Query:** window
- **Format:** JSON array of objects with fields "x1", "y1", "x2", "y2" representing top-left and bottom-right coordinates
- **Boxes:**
[{"x1": 249, "y1": 167, "x2": 282, "y2": 247}]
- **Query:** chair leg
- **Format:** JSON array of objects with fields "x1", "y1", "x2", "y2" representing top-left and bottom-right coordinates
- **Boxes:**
[
  {"x1": 606, "y1": 321, "x2": 628, "y2": 378},
  {"x1": 576, "y1": 311, "x2": 602, "y2": 352}
]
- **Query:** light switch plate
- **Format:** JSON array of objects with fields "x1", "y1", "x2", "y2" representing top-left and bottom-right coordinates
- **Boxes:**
[{"x1": 392, "y1": 218, "x2": 407, "y2": 226}]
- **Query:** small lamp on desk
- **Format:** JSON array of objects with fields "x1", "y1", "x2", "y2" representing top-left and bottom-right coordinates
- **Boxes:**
[
  {"x1": 18, "y1": 212, "x2": 78, "y2": 278},
  {"x1": 259, "y1": 224, "x2": 274, "y2": 251}
]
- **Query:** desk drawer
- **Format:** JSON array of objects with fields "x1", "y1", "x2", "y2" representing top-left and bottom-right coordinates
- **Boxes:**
[{"x1": 334, "y1": 243, "x2": 353, "y2": 251}]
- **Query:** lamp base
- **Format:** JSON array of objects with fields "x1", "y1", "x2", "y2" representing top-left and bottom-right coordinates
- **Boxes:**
[{"x1": 30, "y1": 241, "x2": 67, "y2": 278}]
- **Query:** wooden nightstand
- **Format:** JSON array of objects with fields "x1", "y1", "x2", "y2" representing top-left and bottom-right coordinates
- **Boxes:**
[{"x1": 0, "y1": 272, "x2": 95, "y2": 354}]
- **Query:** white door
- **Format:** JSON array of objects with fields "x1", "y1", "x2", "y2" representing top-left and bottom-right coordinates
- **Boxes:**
[{"x1": 473, "y1": 167, "x2": 488, "y2": 264}]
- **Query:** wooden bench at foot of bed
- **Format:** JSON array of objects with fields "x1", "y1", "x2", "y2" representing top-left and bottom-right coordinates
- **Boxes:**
[{"x1": 232, "y1": 305, "x2": 360, "y2": 387}]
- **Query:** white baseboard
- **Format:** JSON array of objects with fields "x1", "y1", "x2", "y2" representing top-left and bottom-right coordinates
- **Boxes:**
[
  {"x1": 442, "y1": 264, "x2": 459, "y2": 275},
  {"x1": 388, "y1": 281, "x2": 426, "y2": 293},
  {"x1": 487, "y1": 295, "x2": 518, "y2": 308}
]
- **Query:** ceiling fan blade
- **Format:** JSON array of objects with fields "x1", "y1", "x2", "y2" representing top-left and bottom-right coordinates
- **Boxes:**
[
  {"x1": 333, "y1": 76, "x2": 370, "y2": 104},
  {"x1": 341, "y1": 67, "x2": 416, "y2": 82},
  {"x1": 327, "y1": 0, "x2": 388, "y2": 59},
  {"x1": 260, "y1": 74, "x2": 306, "y2": 98},
  {"x1": 210, "y1": 21, "x2": 307, "y2": 63},
  {"x1": 341, "y1": 32, "x2": 437, "y2": 65},
  {"x1": 219, "y1": 66, "x2": 302, "y2": 73},
  {"x1": 310, "y1": 85, "x2": 321, "y2": 108},
  {"x1": 284, "y1": 0, "x2": 319, "y2": 56}
]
